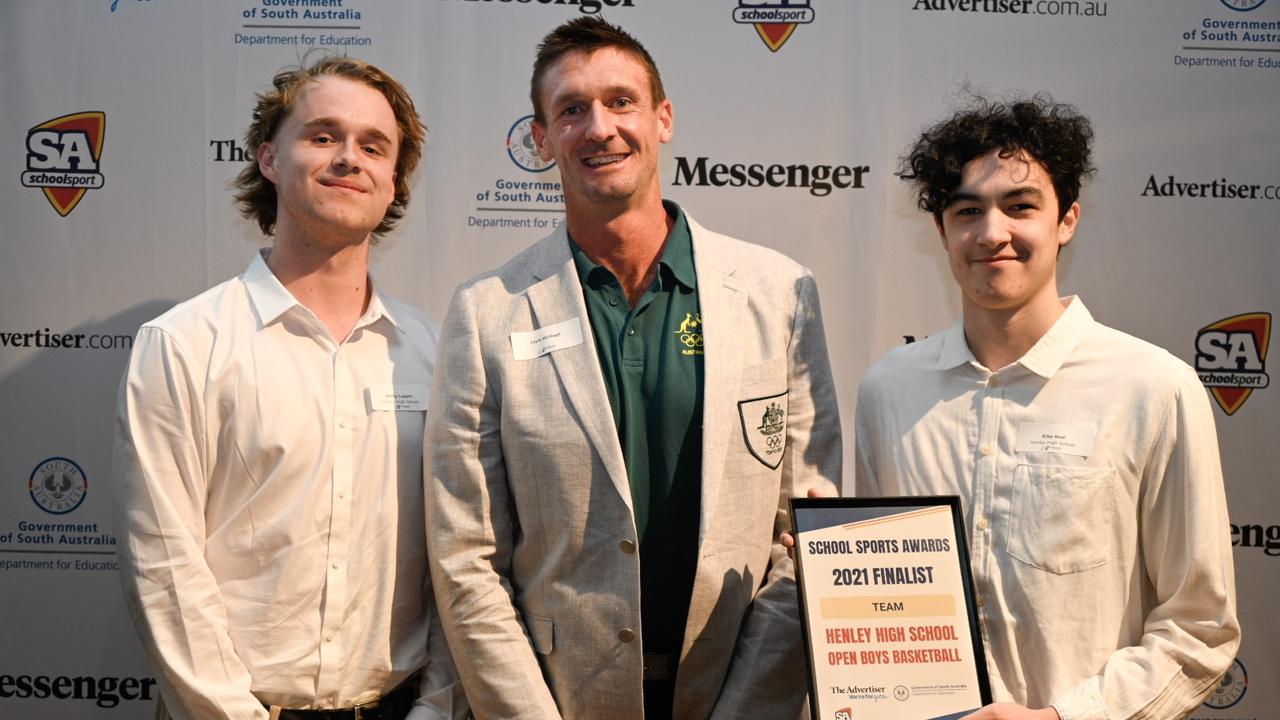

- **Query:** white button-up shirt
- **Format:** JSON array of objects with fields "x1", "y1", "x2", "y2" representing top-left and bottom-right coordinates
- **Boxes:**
[
  {"x1": 854, "y1": 297, "x2": 1239, "y2": 720},
  {"x1": 114, "y1": 252, "x2": 462, "y2": 720}
]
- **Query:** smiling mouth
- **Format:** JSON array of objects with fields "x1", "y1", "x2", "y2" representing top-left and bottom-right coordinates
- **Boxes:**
[
  {"x1": 321, "y1": 180, "x2": 366, "y2": 193},
  {"x1": 583, "y1": 154, "x2": 627, "y2": 167}
]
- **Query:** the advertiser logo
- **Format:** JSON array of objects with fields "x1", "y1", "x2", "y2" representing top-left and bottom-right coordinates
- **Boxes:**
[
  {"x1": 732, "y1": 0, "x2": 815, "y2": 52},
  {"x1": 673, "y1": 156, "x2": 870, "y2": 197},
  {"x1": 0, "y1": 673, "x2": 157, "y2": 709},
  {"x1": 1195, "y1": 312, "x2": 1270, "y2": 415},
  {"x1": 1141, "y1": 174, "x2": 1280, "y2": 200},
  {"x1": 1202, "y1": 658, "x2": 1248, "y2": 709},
  {"x1": 507, "y1": 115, "x2": 554, "y2": 173},
  {"x1": 22, "y1": 112, "x2": 105, "y2": 217},
  {"x1": 29, "y1": 458, "x2": 88, "y2": 515}
]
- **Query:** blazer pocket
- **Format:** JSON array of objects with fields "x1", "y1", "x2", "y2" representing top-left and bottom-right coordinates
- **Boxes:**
[
  {"x1": 1005, "y1": 464, "x2": 1117, "y2": 574},
  {"x1": 523, "y1": 612, "x2": 554, "y2": 655}
]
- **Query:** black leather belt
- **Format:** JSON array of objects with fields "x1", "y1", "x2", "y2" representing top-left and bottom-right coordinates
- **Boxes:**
[
  {"x1": 270, "y1": 674, "x2": 417, "y2": 720},
  {"x1": 643, "y1": 652, "x2": 678, "y2": 681}
]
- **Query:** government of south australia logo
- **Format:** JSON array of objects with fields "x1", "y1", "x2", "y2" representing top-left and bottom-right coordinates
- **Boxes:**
[
  {"x1": 732, "y1": 0, "x2": 815, "y2": 52},
  {"x1": 1195, "y1": 312, "x2": 1270, "y2": 415},
  {"x1": 507, "y1": 115, "x2": 554, "y2": 173},
  {"x1": 22, "y1": 111, "x2": 106, "y2": 216},
  {"x1": 29, "y1": 457, "x2": 88, "y2": 515},
  {"x1": 674, "y1": 312, "x2": 704, "y2": 356},
  {"x1": 1220, "y1": 0, "x2": 1267, "y2": 11},
  {"x1": 739, "y1": 392, "x2": 788, "y2": 469},
  {"x1": 1203, "y1": 657, "x2": 1247, "y2": 709}
]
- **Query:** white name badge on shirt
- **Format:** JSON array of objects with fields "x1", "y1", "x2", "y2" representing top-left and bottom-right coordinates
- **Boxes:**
[
  {"x1": 1015, "y1": 422, "x2": 1096, "y2": 457},
  {"x1": 366, "y1": 385, "x2": 429, "y2": 412},
  {"x1": 510, "y1": 317, "x2": 584, "y2": 361}
]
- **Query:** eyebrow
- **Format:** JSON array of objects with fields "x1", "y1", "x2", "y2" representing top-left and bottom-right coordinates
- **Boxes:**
[
  {"x1": 549, "y1": 84, "x2": 645, "y2": 109},
  {"x1": 947, "y1": 186, "x2": 1046, "y2": 206},
  {"x1": 302, "y1": 117, "x2": 393, "y2": 145}
]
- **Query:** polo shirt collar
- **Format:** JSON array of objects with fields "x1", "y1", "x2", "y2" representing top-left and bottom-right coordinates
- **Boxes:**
[
  {"x1": 242, "y1": 248, "x2": 401, "y2": 334},
  {"x1": 568, "y1": 200, "x2": 696, "y2": 291}
]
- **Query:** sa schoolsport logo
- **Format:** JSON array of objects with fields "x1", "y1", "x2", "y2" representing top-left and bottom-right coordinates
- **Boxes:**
[
  {"x1": 21, "y1": 111, "x2": 106, "y2": 217},
  {"x1": 1195, "y1": 312, "x2": 1270, "y2": 415},
  {"x1": 732, "y1": 0, "x2": 815, "y2": 52}
]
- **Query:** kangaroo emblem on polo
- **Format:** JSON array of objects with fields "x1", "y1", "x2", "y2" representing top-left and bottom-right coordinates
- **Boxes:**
[{"x1": 674, "y1": 312, "x2": 704, "y2": 353}]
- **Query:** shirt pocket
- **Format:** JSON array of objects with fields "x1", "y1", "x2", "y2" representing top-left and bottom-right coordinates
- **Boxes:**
[{"x1": 1005, "y1": 463, "x2": 1117, "y2": 574}]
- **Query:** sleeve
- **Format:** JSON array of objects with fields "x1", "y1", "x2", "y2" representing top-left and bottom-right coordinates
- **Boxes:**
[
  {"x1": 405, "y1": 601, "x2": 470, "y2": 720},
  {"x1": 711, "y1": 269, "x2": 842, "y2": 720},
  {"x1": 1049, "y1": 366, "x2": 1241, "y2": 720},
  {"x1": 423, "y1": 286, "x2": 562, "y2": 720},
  {"x1": 853, "y1": 377, "x2": 881, "y2": 497},
  {"x1": 112, "y1": 327, "x2": 269, "y2": 720}
]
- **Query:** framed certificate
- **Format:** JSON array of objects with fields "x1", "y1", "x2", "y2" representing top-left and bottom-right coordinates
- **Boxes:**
[{"x1": 790, "y1": 496, "x2": 992, "y2": 720}]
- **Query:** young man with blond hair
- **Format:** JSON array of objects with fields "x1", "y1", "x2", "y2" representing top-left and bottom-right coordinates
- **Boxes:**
[{"x1": 114, "y1": 56, "x2": 465, "y2": 720}]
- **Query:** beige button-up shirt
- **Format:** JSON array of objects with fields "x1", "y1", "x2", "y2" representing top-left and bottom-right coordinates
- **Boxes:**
[
  {"x1": 855, "y1": 297, "x2": 1239, "y2": 720},
  {"x1": 114, "y1": 252, "x2": 462, "y2": 720}
]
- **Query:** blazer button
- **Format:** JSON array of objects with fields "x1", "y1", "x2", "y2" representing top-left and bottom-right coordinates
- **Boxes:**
[
  {"x1": 618, "y1": 628, "x2": 636, "y2": 643},
  {"x1": 619, "y1": 540, "x2": 636, "y2": 554}
]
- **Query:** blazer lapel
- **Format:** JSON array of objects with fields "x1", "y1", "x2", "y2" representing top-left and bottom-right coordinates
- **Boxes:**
[
  {"x1": 689, "y1": 218, "x2": 747, "y2": 540},
  {"x1": 523, "y1": 231, "x2": 631, "y2": 509}
]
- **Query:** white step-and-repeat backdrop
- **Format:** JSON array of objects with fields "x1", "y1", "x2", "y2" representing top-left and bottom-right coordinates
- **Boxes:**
[{"x1": 2, "y1": 1, "x2": 1275, "y2": 717}]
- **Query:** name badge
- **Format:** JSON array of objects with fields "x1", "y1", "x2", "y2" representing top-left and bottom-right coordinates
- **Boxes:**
[
  {"x1": 511, "y1": 317, "x2": 584, "y2": 361},
  {"x1": 1015, "y1": 422, "x2": 1096, "y2": 457},
  {"x1": 366, "y1": 385, "x2": 429, "y2": 412}
]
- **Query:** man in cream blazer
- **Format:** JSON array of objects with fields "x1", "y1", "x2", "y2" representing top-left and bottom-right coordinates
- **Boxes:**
[{"x1": 425, "y1": 17, "x2": 840, "y2": 720}]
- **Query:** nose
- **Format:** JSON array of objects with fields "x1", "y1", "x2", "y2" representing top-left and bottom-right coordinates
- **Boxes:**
[
  {"x1": 583, "y1": 101, "x2": 615, "y2": 144},
  {"x1": 975, "y1": 210, "x2": 1010, "y2": 248},
  {"x1": 332, "y1": 137, "x2": 362, "y2": 173}
]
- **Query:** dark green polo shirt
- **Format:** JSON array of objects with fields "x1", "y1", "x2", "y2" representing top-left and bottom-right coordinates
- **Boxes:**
[{"x1": 570, "y1": 201, "x2": 703, "y2": 657}]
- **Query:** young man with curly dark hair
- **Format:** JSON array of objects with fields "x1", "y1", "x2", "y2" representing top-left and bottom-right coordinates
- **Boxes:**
[
  {"x1": 113, "y1": 56, "x2": 466, "y2": 720},
  {"x1": 854, "y1": 95, "x2": 1240, "y2": 720}
]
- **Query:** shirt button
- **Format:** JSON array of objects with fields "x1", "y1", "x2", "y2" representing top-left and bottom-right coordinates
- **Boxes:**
[
  {"x1": 976, "y1": 595, "x2": 985, "y2": 608},
  {"x1": 619, "y1": 540, "x2": 636, "y2": 555},
  {"x1": 337, "y1": 491, "x2": 346, "y2": 500},
  {"x1": 618, "y1": 628, "x2": 636, "y2": 643},
  {"x1": 988, "y1": 377, "x2": 1000, "y2": 388},
  {"x1": 332, "y1": 562, "x2": 340, "y2": 570},
  {"x1": 980, "y1": 443, "x2": 992, "y2": 455},
  {"x1": 627, "y1": 328, "x2": 636, "y2": 336},
  {"x1": 609, "y1": 297, "x2": 618, "y2": 306},
  {"x1": 976, "y1": 517, "x2": 989, "y2": 531}
]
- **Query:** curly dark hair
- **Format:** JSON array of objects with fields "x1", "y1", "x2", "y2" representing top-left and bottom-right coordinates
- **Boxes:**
[
  {"x1": 530, "y1": 17, "x2": 665, "y2": 125},
  {"x1": 233, "y1": 54, "x2": 426, "y2": 241},
  {"x1": 897, "y1": 93, "x2": 1095, "y2": 221}
]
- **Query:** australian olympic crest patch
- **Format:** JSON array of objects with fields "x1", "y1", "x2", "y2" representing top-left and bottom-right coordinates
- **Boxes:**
[{"x1": 739, "y1": 391, "x2": 788, "y2": 469}]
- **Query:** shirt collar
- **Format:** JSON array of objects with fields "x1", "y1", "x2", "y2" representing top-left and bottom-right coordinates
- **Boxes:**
[
  {"x1": 242, "y1": 248, "x2": 401, "y2": 334},
  {"x1": 935, "y1": 296, "x2": 1094, "y2": 378},
  {"x1": 1017, "y1": 296, "x2": 1092, "y2": 378},
  {"x1": 568, "y1": 200, "x2": 697, "y2": 291}
]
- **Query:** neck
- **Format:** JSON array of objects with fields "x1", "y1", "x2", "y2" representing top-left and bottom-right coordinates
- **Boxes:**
[
  {"x1": 961, "y1": 291, "x2": 1066, "y2": 371},
  {"x1": 566, "y1": 195, "x2": 672, "y2": 307},
  {"x1": 266, "y1": 226, "x2": 373, "y2": 342}
]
